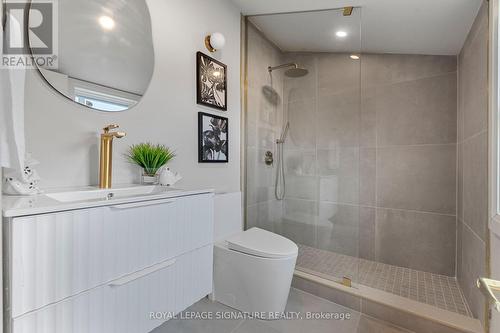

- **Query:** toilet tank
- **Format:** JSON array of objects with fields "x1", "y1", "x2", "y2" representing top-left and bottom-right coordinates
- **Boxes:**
[{"x1": 214, "y1": 192, "x2": 243, "y2": 242}]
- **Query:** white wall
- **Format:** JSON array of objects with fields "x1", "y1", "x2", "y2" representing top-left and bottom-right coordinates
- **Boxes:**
[{"x1": 23, "y1": 0, "x2": 241, "y2": 192}]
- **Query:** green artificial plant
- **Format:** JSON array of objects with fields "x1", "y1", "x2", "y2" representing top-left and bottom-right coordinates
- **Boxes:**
[{"x1": 126, "y1": 143, "x2": 175, "y2": 176}]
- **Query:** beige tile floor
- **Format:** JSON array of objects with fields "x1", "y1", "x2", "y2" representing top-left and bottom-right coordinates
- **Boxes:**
[
  {"x1": 296, "y1": 244, "x2": 472, "y2": 317},
  {"x1": 152, "y1": 288, "x2": 412, "y2": 333}
]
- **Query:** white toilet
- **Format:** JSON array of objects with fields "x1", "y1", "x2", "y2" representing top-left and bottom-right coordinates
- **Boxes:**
[{"x1": 213, "y1": 227, "x2": 298, "y2": 319}]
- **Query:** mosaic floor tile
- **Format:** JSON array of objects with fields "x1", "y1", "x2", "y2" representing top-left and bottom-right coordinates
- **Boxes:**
[{"x1": 296, "y1": 244, "x2": 472, "y2": 317}]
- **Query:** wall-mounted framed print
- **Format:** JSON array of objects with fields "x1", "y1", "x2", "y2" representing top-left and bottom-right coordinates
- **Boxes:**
[
  {"x1": 198, "y1": 112, "x2": 228, "y2": 163},
  {"x1": 196, "y1": 51, "x2": 227, "y2": 111}
]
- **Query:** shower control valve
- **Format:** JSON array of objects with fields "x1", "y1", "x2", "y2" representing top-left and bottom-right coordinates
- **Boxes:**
[{"x1": 265, "y1": 151, "x2": 274, "y2": 166}]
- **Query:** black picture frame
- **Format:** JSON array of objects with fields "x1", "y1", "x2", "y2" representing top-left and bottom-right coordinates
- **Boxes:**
[
  {"x1": 196, "y1": 51, "x2": 227, "y2": 111},
  {"x1": 198, "y1": 112, "x2": 229, "y2": 163}
]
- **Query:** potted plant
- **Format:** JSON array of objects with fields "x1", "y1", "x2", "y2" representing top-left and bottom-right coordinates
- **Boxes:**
[{"x1": 125, "y1": 143, "x2": 176, "y2": 184}]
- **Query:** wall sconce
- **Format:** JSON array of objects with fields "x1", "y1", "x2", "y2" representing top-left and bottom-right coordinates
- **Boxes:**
[{"x1": 205, "y1": 32, "x2": 226, "y2": 52}]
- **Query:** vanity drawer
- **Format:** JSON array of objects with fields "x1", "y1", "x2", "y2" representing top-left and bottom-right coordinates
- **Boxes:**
[
  {"x1": 10, "y1": 193, "x2": 214, "y2": 318},
  {"x1": 11, "y1": 244, "x2": 213, "y2": 333}
]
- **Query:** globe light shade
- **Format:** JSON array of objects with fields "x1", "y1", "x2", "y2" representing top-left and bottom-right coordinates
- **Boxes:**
[{"x1": 205, "y1": 32, "x2": 226, "y2": 52}]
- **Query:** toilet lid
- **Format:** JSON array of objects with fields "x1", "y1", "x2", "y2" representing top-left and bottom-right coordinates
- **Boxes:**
[{"x1": 226, "y1": 228, "x2": 298, "y2": 259}]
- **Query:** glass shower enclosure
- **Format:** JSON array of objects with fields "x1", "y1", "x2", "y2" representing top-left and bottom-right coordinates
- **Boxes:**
[
  {"x1": 244, "y1": 7, "x2": 362, "y2": 286},
  {"x1": 243, "y1": 4, "x2": 476, "y2": 324}
]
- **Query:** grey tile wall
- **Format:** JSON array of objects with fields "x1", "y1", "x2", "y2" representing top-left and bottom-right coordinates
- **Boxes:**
[
  {"x1": 287, "y1": 99, "x2": 317, "y2": 149},
  {"x1": 317, "y1": 147, "x2": 360, "y2": 204},
  {"x1": 317, "y1": 91, "x2": 361, "y2": 148},
  {"x1": 373, "y1": 73, "x2": 457, "y2": 146},
  {"x1": 361, "y1": 54, "x2": 457, "y2": 88},
  {"x1": 462, "y1": 132, "x2": 488, "y2": 240},
  {"x1": 285, "y1": 149, "x2": 316, "y2": 176},
  {"x1": 280, "y1": 52, "x2": 363, "y2": 261},
  {"x1": 317, "y1": 53, "x2": 361, "y2": 96},
  {"x1": 359, "y1": 207, "x2": 376, "y2": 260},
  {"x1": 460, "y1": 224, "x2": 487, "y2": 322},
  {"x1": 364, "y1": 56, "x2": 458, "y2": 274},
  {"x1": 359, "y1": 148, "x2": 376, "y2": 206},
  {"x1": 277, "y1": 50, "x2": 458, "y2": 276},
  {"x1": 317, "y1": 203, "x2": 360, "y2": 257},
  {"x1": 375, "y1": 209, "x2": 456, "y2": 275},
  {"x1": 457, "y1": 0, "x2": 488, "y2": 326},
  {"x1": 376, "y1": 145, "x2": 456, "y2": 215},
  {"x1": 460, "y1": 8, "x2": 488, "y2": 140},
  {"x1": 245, "y1": 22, "x2": 285, "y2": 231}
]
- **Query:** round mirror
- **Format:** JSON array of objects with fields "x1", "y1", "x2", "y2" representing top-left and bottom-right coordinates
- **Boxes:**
[{"x1": 29, "y1": 0, "x2": 155, "y2": 112}]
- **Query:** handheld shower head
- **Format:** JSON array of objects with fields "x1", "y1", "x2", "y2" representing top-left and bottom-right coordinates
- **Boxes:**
[{"x1": 277, "y1": 122, "x2": 290, "y2": 144}]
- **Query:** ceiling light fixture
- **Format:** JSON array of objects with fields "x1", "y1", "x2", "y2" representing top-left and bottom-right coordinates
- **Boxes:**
[
  {"x1": 336, "y1": 31, "x2": 348, "y2": 38},
  {"x1": 99, "y1": 15, "x2": 115, "y2": 30},
  {"x1": 350, "y1": 54, "x2": 360, "y2": 60}
]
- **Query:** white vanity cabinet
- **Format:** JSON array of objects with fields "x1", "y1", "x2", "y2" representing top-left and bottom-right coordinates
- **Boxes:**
[{"x1": 3, "y1": 192, "x2": 214, "y2": 333}]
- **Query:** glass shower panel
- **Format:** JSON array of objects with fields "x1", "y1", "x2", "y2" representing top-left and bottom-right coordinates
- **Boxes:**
[{"x1": 245, "y1": 8, "x2": 362, "y2": 286}]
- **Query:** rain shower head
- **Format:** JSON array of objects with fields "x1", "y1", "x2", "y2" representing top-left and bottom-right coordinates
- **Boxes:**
[
  {"x1": 285, "y1": 67, "x2": 309, "y2": 78},
  {"x1": 268, "y1": 63, "x2": 309, "y2": 78}
]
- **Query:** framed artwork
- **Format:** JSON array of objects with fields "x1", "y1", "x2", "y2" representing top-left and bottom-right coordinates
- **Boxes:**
[
  {"x1": 196, "y1": 51, "x2": 227, "y2": 111},
  {"x1": 198, "y1": 112, "x2": 228, "y2": 163}
]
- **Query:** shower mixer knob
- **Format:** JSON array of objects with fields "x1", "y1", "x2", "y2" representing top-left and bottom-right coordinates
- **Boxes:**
[{"x1": 265, "y1": 151, "x2": 274, "y2": 166}]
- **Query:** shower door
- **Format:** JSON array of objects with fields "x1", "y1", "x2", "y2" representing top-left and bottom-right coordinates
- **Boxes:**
[{"x1": 244, "y1": 7, "x2": 363, "y2": 286}]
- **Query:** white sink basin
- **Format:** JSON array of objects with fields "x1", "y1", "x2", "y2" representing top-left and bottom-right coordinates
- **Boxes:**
[{"x1": 45, "y1": 185, "x2": 169, "y2": 203}]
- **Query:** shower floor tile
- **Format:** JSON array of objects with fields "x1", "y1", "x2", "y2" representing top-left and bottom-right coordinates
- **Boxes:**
[{"x1": 296, "y1": 244, "x2": 472, "y2": 317}]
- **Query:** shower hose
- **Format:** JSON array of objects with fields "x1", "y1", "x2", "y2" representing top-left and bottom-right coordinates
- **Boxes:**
[{"x1": 275, "y1": 140, "x2": 286, "y2": 200}]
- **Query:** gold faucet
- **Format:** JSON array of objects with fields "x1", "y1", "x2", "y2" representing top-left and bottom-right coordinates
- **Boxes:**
[{"x1": 99, "y1": 124, "x2": 126, "y2": 189}]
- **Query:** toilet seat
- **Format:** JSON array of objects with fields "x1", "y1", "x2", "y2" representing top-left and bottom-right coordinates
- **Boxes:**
[{"x1": 226, "y1": 227, "x2": 298, "y2": 259}]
